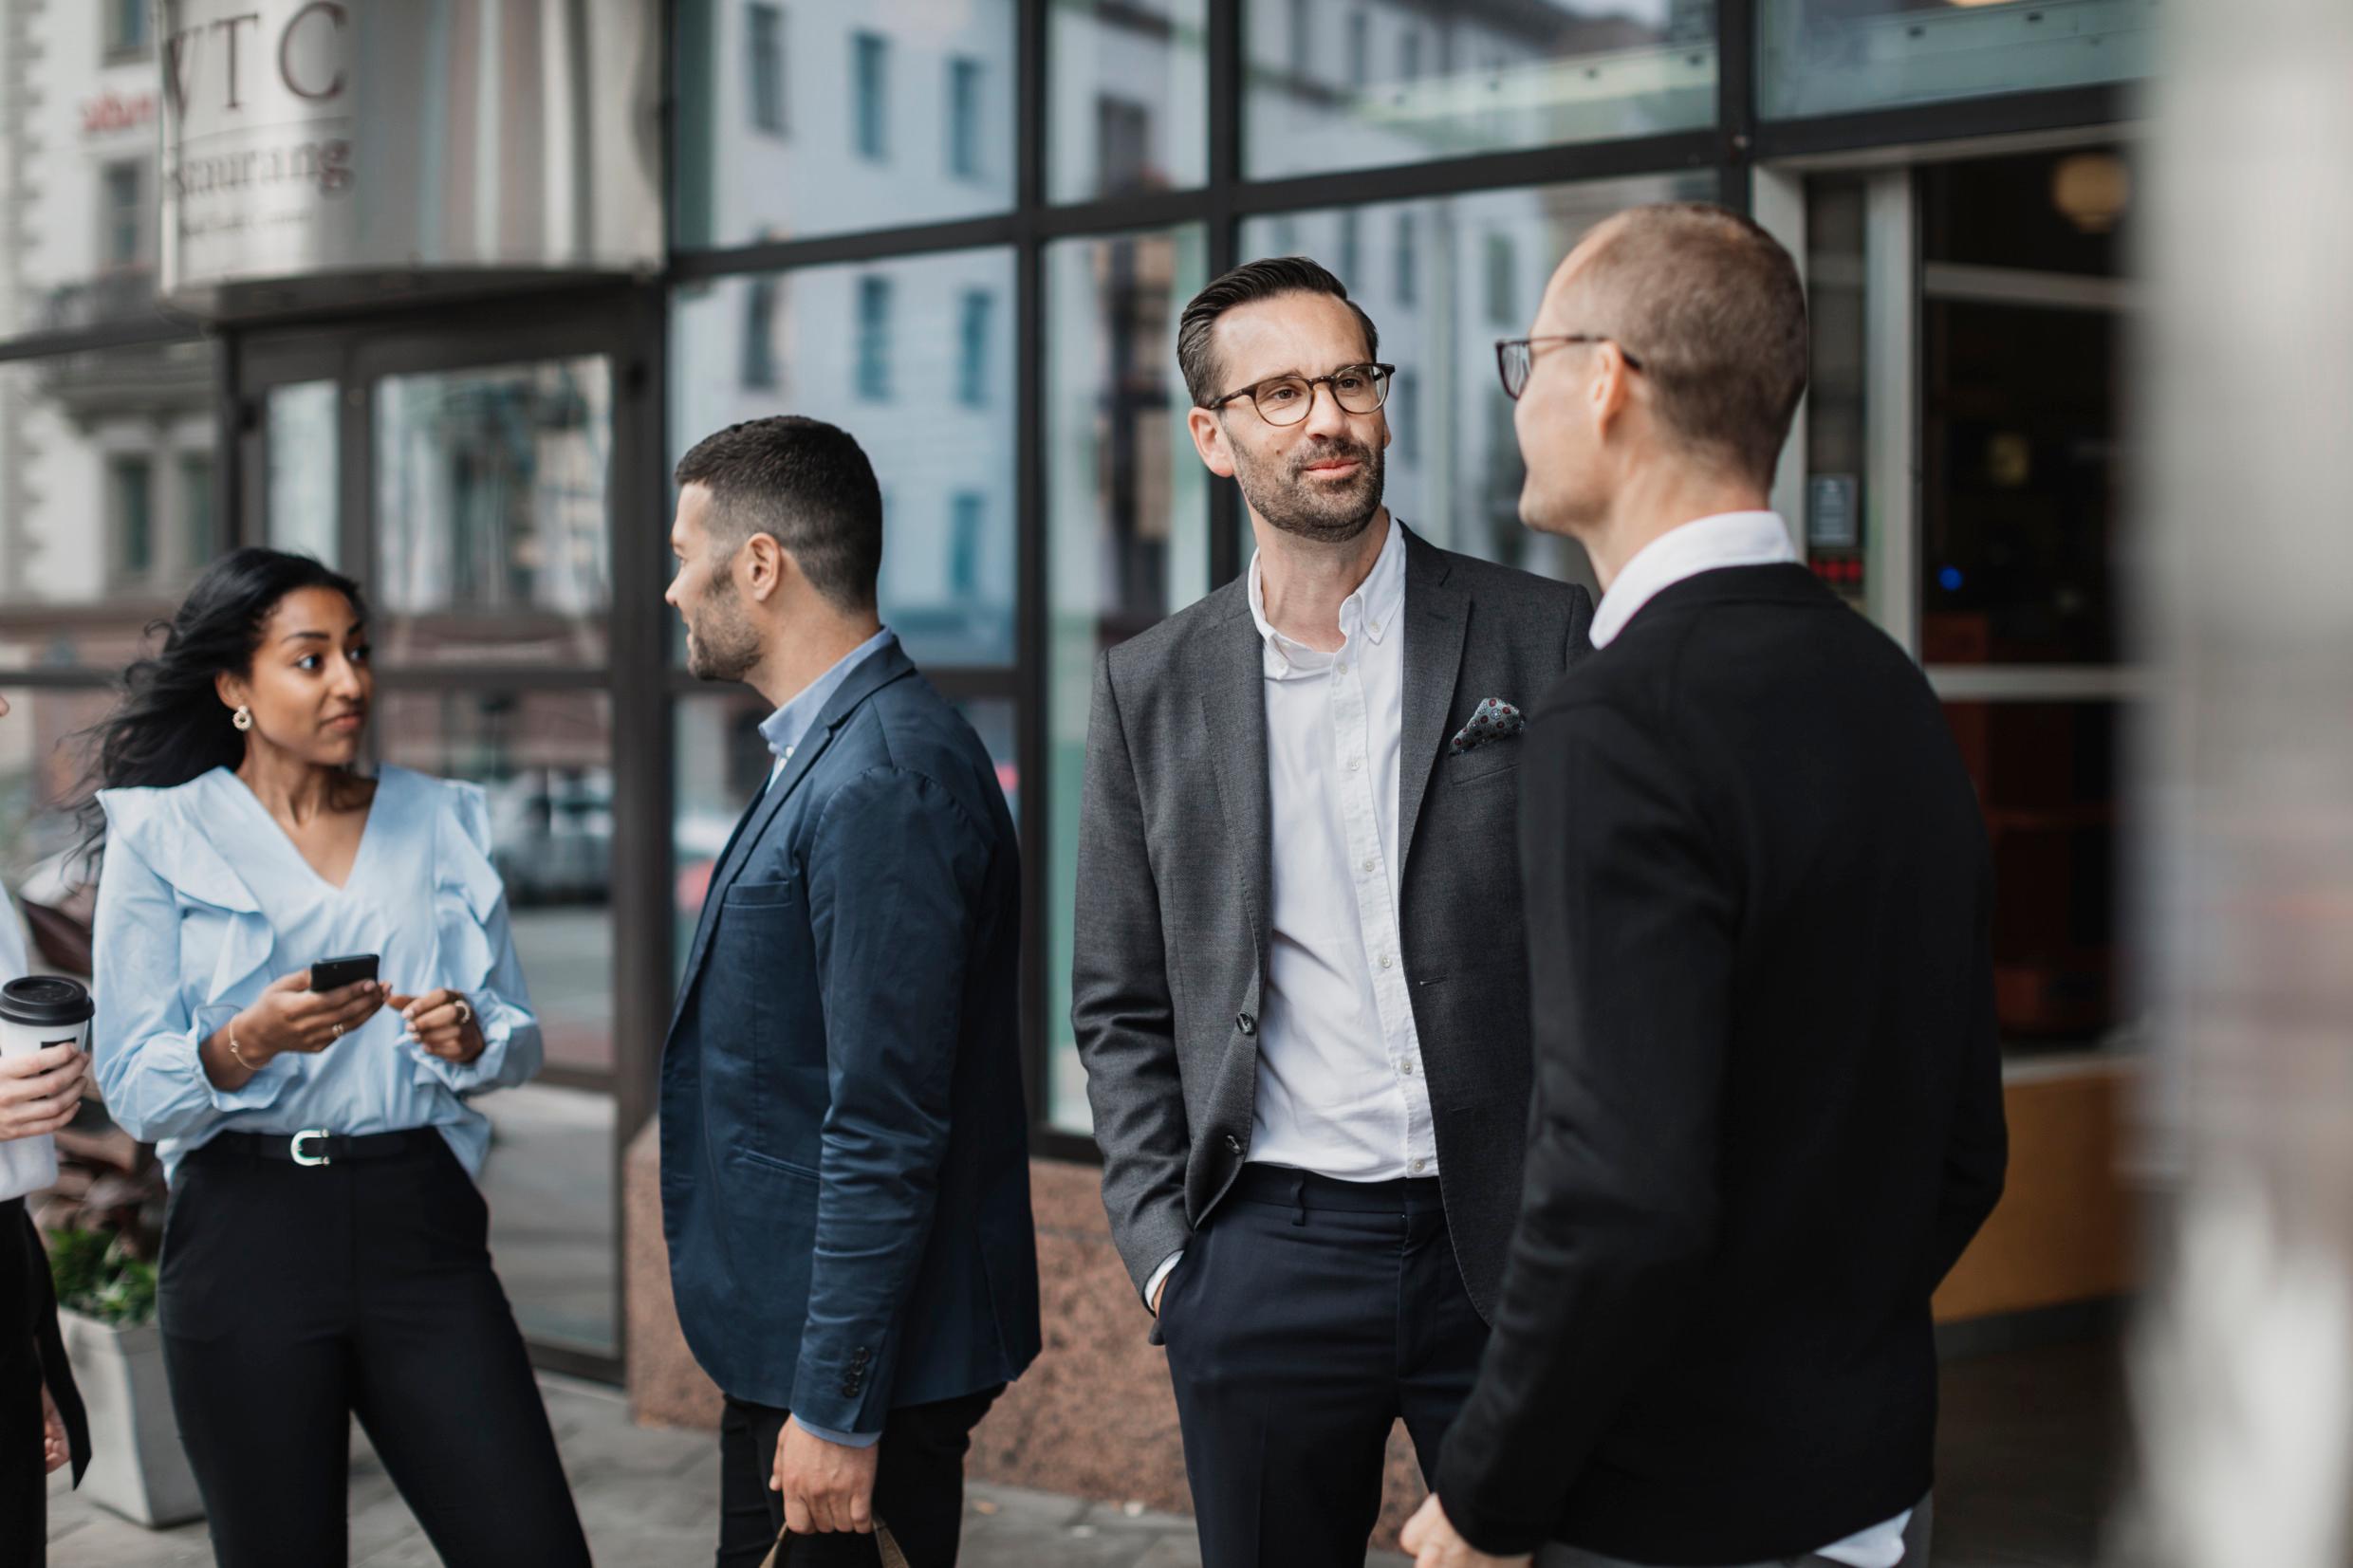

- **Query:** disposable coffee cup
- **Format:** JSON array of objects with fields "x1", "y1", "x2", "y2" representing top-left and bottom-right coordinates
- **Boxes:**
[{"x1": 0, "y1": 974, "x2": 94, "y2": 1060}]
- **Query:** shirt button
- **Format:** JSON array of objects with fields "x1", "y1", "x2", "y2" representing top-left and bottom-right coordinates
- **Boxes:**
[
  {"x1": 1336, "y1": 659, "x2": 1348, "y2": 673},
  {"x1": 1402, "y1": 1060, "x2": 1417, "y2": 1077},
  {"x1": 1348, "y1": 757, "x2": 1362, "y2": 772},
  {"x1": 1410, "y1": 1158, "x2": 1427, "y2": 1173},
  {"x1": 1380, "y1": 954, "x2": 1393, "y2": 969},
  {"x1": 1361, "y1": 858, "x2": 1375, "y2": 875},
  {"x1": 1369, "y1": 621, "x2": 1381, "y2": 636}
]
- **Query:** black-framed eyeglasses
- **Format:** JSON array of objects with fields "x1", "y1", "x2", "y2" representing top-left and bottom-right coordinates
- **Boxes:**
[
  {"x1": 1494, "y1": 336, "x2": 1644, "y2": 401},
  {"x1": 1205, "y1": 362, "x2": 1396, "y2": 427}
]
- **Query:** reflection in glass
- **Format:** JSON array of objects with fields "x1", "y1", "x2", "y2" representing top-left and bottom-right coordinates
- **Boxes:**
[
  {"x1": 2, "y1": 5, "x2": 164, "y2": 337},
  {"x1": 1942, "y1": 702, "x2": 2119, "y2": 1051},
  {"x1": 1802, "y1": 177, "x2": 1870, "y2": 613},
  {"x1": 1239, "y1": 175, "x2": 1711, "y2": 586},
  {"x1": 1759, "y1": 0, "x2": 2153, "y2": 121},
  {"x1": 268, "y1": 381, "x2": 343, "y2": 567},
  {"x1": 675, "y1": 0, "x2": 1015, "y2": 248},
  {"x1": 379, "y1": 689, "x2": 617, "y2": 1355},
  {"x1": 0, "y1": 688, "x2": 116, "y2": 959},
  {"x1": 670, "y1": 249, "x2": 1018, "y2": 668},
  {"x1": 1050, "y1": 0, "x2": 1209, "y2": 202},
  {"x1": 1044, "y1": 227, "x2": 1210, "y2": 1135},
  {"x1": 373, "y1": 358, "x2": 614, "y2": 667},
  {"x1": 1244, "y1": 0, "x2": 1715, "y2": 182},
  {"x1": 1918, "y1": 149, "x2": 2130, "y2": 667},
  {"x1": 0, "y1": 341, "x2": 220, "y2": 673}
]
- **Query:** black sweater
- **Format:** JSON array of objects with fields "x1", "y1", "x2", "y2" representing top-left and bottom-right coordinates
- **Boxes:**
[{"x1": 1436, "y1": 565, "x2": 2009, "y2": 1563}]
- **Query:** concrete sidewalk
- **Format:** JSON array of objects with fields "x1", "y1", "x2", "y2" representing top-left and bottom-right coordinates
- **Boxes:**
[{"x1": 46, "y1": 1373, "x2": 1416, "y2": 1567}]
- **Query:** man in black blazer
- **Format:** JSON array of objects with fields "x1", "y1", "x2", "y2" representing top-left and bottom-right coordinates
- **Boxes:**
[
  {"x1": 1404, "y1": 205, "x2": 2008, "y2": 1568},
  {"x1": 1074, "y1": 258, "x2": 1592, "y2": 1566}
]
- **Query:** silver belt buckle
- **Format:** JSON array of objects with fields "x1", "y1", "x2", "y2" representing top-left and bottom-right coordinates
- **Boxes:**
[{"x1": 289, "y1": 1130, "x2": 334, "y2": 1168}]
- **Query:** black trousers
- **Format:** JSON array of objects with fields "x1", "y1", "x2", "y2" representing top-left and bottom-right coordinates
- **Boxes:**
[
  {"x1": 2, "y1": 1200, "x2": 49, "y2": 1568},
  {"x1": 1159, "y1": 1165, "x2": 1491, "y2": 1568},
  {"x1": 157, "y1": 1132, "x2": 590, "y2": 1568},
  {"x1": 714, "y1": 1385, "x2": 1003, "y2": 1568}
]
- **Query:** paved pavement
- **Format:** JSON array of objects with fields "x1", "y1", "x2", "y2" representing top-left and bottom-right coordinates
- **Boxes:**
[{"x1": 46, "y1": 1373, "x2": 1416, "y2": 1567}]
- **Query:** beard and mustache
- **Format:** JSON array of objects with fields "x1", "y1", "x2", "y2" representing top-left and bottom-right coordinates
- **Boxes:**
[
  {"x1": 683, "y1": 575, "x2": 764, "y2": 683},
  {"x1": 1230, "y1": 433, "x2": 1386, "y2": 545}
]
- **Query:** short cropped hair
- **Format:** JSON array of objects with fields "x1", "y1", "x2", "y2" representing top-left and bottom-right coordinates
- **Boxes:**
[
  {"x1": 673, "y1": 416, "x2": 883, "y2": 612},
  {"x1": 1176, "y1": 256, "x2": 1380, "y2": 409},
  {"x1": 1573, "y1": 203, "x2": 1808, "y2": 488}
]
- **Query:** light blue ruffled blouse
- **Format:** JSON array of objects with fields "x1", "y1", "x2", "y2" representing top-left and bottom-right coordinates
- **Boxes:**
[{"x1": 90, "y1": 765, "x2": 542, "y2": 1182}]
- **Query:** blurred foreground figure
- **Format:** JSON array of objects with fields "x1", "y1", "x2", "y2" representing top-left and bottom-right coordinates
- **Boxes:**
[{"x1": 2127, "y1": 4, "x2": 2353, "y2": 1566}]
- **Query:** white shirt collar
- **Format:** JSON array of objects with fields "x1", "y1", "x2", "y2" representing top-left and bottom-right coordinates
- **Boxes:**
[
  {"x1": 1588, "y1": 510, "x2": 1798, "y2": 650},
  {"x1": 1246, "y1": 513, "x2": 1407, "y2": 679}
]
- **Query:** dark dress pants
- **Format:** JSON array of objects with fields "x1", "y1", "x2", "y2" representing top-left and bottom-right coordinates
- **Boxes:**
[
  {"x1": 2, "y1": 1200, "x2": 49, "y2": 1568},
  {"x1": 157, "y1": 1133, "x2": 591, "y2": 1568},
  {"x1": 1159, "y1": 1165, "x2": 1491, "y2": 1568},
  {"x1": 715, "y1": 1386, "x2": 1003, "y2": 1568}
]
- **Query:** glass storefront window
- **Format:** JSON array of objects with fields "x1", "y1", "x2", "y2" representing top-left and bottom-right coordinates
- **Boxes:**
[
  {"x1": 1243, "y1": 0, "x2": 1716, "y2": 182},
  {"x1": 0, "y1": 686, "x2": 115, "y2": 968},
  {"x1": 1759, "y1": 0, "x2": 2154, "y2": 122},
  {"x1": 669, "y1": 249, "x2": 1019, "y2": 669},
  {"x1": 1942, "y1": 701, "x2": 2120, "y2": 1051},
  {"x1": 373, "y1": 358, "x2": 616, "y2": 669},
  {"x1": 1043, "y1": 226, "x2": 1210, "y2": 1135},
  {"x1": 1050, "y1": 0, "x2": 1210, "y2": 202},
  {"x1": 380, "y1": 688, "x2": 619, "y2": 1356},
  {"x1": 267, "y1": 380, "x2": 343, "y2": 567},
  {"x1": 674, "y1": 0, "x2": 1017, "y2": 248},
  {"x1": 0, "y1": 341, "x2": 220, "y2": 674},
  {"x1": 0, "y1": 5, "x2": 165, "y2": 337},
  {"x1": 1238, "y1": 174, "x2": 1714, "y2": 587},
  {"x1": 1918, "y1": 148, "x2": 2131, "y2": 667}
]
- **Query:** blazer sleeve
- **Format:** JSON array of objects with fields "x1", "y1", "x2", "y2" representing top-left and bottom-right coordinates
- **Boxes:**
[
  {"x1": 1930, "y1": 856, "x2": 2008, "y2": 1284},
  {"x1": 1435, "y1": 692, "x2": 1737, "y2": 1556},
  {"x1": 1069, "y1": 651, "x2": 1194, "y2": 1299},
  {"x1": 787, "y1": 763, "x2": 991, "y2": 1436}
]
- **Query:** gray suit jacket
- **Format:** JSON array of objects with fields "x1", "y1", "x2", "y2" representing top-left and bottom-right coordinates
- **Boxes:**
[{"x1": 1071, "y1": 524, "x2": 1593, "y2": 1322}]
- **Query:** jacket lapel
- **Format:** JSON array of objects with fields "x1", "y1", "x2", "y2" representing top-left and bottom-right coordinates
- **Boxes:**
[
  {"x1": 1195, "y1": 592, "x2": 1272, "y2": 976},
  {"x1": 668, "y1": 642, "x2": 919, "y2": 1034},
  {"x1": 1397, "y1": 528, "x2": 1468, "y2": 870}
]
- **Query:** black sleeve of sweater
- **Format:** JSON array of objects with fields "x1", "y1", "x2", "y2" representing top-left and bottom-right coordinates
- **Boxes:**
[{"x1": 1435, "y1": 690, "x2": 1737, "y2": 1556}]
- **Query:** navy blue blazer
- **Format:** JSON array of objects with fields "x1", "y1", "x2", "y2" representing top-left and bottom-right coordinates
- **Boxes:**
[{"x1": 660, "y1": 641, "x2": 1040, "y2": 1428}]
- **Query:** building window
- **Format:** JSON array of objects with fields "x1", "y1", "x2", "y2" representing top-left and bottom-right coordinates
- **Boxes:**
[
  {"x1": 181, "y1": 455, "x2": 218, "y2": 564},
  {"x1": 1096, "y1": 96, "x2": 1154, "y2": 198},
  {"x1": 1400, "y1": 28, "x2": 1422, "y2": 82},
  {"x1": 958, "y1": 290, "x2": 993, "y2": 409},
  {"x1": 749, "y1": 4, "x2": 787, "y2": 135},
  {"x1": 1347, "y1": 10, "x2": 1370, "y2": 88},
  {"x1": 1485, "y1": 232, "x2": 1516, "y2": 328},
  {"x1": 948, "y1": 57, "x2": 984, "y2": 180},
  {"x1": 949, "y1": 491, "x2": 986, "y2": 596},
  {"x1": 1395, "y1": 212, "x2": 1417, "y2": 304},
  {"x1": 1390, "y1": 370, "x2": 1416, "y2": 466},
  {"x1": 742, "y1": 280, "x2": 779, "y2": 389},
  {"x1": 103, "y1": 0, "x2": 151, "y2": 60},
  {"x1": 853, "y1": 32, "x2": 889, "y2": 161},
  {"x1": 1337, "y1": 210, "x2": 1362, "y2": 287},
  {"x1": 102, "y1": 162, "x2": 143, "y2": 268},
  {"x1": 109, "y1": 456, "x2": 155, "y2": 581},
  {"x1": 1288, "y1": 0, "x2": 1311, "y2": 79},
  {"x1": 856, "y1": 274, "x2": 893, "y2": 400}
]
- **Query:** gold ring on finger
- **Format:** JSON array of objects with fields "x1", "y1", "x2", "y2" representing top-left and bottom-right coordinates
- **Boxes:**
[{"x1": 330, "y1": 1024, "x2": 344, "y2": 1040}]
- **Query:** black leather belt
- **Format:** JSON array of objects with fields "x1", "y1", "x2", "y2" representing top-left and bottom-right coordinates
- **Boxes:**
[{"x1": 207, "y1": 1129, "x2": 439, "y2": 1168}]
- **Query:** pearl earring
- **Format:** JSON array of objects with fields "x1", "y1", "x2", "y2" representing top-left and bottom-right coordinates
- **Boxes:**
[{"x1": 232, "y1": 706, "x2": 253, "y2": 732}]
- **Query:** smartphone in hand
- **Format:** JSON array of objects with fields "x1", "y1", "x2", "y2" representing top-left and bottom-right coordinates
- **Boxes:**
[{"x1": 308, "y1": 953, "x2": 380, "y2": 992}]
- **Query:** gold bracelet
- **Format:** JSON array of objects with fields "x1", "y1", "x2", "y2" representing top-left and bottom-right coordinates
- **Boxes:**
[{"x1": 227, "y1": 1024, "x2": 261, "y2": 1073}]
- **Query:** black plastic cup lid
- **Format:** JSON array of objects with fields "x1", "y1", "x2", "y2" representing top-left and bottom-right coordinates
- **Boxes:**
[{"x1": 0, "y1": 975, "x2": 93, "y2": 1027}]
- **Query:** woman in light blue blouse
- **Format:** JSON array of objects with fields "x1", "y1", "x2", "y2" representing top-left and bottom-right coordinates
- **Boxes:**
[{"x1": 86, "y1": 549, "x2": 590, "y2": 1568}]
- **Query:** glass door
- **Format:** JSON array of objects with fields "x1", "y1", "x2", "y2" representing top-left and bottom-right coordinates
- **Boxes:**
[{"x1": 234, "y1": 289, "x2": 664, "y2": 1378}]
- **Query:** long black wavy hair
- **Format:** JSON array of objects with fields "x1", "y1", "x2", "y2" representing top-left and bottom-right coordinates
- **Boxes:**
[{"x1": 75, "y1": 547, "x2": 368, "y2": 852}]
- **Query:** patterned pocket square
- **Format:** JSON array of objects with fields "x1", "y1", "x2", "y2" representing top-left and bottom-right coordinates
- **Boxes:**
[{"x1": 1450, "y1": 697, "x2": 1525, "y2": 754}]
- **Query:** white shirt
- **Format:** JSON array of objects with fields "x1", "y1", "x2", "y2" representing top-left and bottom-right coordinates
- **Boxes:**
[
  {"x1": 0, "y1": 894, "x2": 61, "y2": 1205},
  {"x1": 1144, "y1": 515, "x2": 1436, "y2": 1310},
  {"x1": 1588, "y1": 509, "x2": 1799, "y2": 649},
  {"x1": 1592, "y1": 509, "x2": 1915, "y2": 1568}
]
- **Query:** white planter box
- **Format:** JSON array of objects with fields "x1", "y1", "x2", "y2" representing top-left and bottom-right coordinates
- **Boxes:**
[{"x1": 57, "y1": 1310, "x2": 204, "y2": 1529}]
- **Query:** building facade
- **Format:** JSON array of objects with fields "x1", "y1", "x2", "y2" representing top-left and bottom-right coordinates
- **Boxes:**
[{"x1": 0, "y1": 0, "x2": 2149, "y2": 1510}]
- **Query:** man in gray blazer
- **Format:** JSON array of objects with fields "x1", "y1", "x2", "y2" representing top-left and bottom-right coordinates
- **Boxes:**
[{"x1": 1073, "y1": 256, "x2": 1593, "y2": 1567}]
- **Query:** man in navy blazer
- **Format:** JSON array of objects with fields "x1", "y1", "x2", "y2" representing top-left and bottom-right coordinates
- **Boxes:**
[{"x1": 660, "y1": 416, "x2": 1040, "y2": 1568}]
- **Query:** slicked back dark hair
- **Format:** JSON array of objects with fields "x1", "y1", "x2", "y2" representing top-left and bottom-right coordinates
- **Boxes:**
[
  {"x1": 1176, "y1": 256, "x2": 1380, "y2": 409},
  {"x1": 673, "y1": 415, "x2": 883, "y2": 612}
]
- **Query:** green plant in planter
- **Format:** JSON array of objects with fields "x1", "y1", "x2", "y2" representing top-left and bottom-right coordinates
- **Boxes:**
[{"x1": 46, "y1": 1227, "x2": 158, "y2": 1327}]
